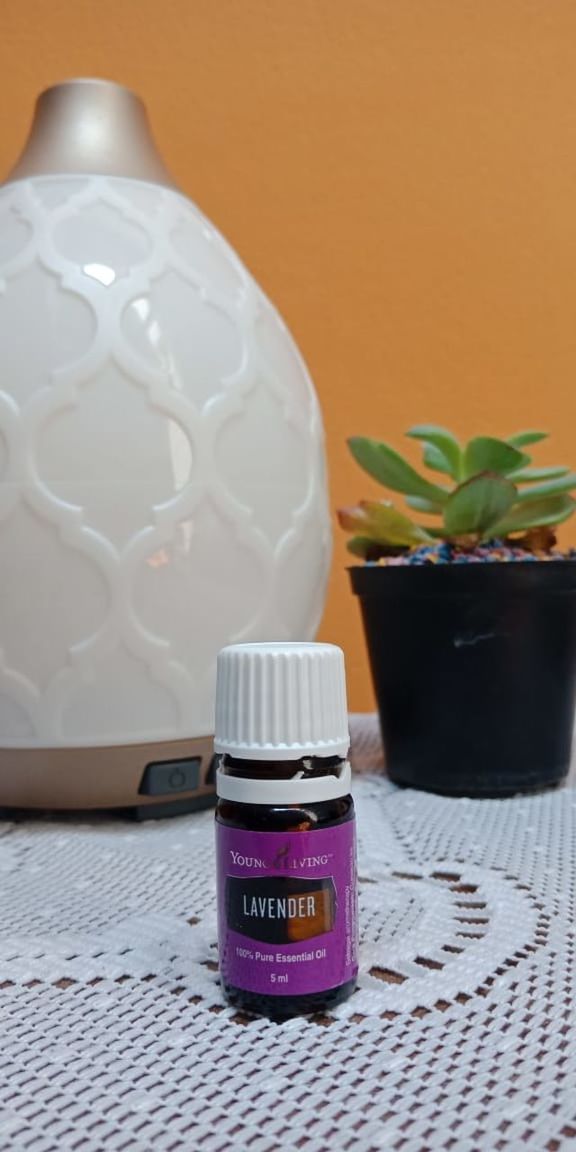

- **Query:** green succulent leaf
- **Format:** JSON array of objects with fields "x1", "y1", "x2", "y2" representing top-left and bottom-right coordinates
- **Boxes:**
[
  {"x1": 360, "y1": 501, "x2": 433, "y2": 545},
  {"x1": 493, "y1": 494, "x2": 576, "y2": 535},
  {"x1": 443, "y1": 474, "x2": 517, "y2": 537},
  {"x1": 406, "y1": 424, "x2": 462, "y2": 480},
  {"x1": 346, "y1": 536, "x2": 379, "y2": 558},
  {"x1": 511, "y1": 466, "x2": 570, "y2": 483},
  {"x1": 347, "y1": 437, "x2": 448, "y2": 503},
  {"x1": 337, "y1": 507, "x2": 364, "y2": 533},
  {"x1": 515, "y1": 473, "x2": 576, "y2": 502},
  {"x1": 423, "y1": 443, "x2": 453, "y2": 475},
  {"x1": 463, "y1": 436, "x2": 529, "y2": 478},
  {"x1": 405, "y1": 495, "x2": 444, "y2": 514},
  {"x1": 507, "y1": 430, "x2": 549, "y2": 448},
  {"x1": 338, "y1": 500, "x2": 432, "y2": 547}
]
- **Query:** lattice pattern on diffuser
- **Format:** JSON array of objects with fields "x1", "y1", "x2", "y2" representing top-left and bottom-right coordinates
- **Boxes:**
[
  {"x1": 0, "y1": 716, "x2": 575, "y2": 1149},
  {"x1": 0, "y1": 175, "x2": 330, "y2": 745}
]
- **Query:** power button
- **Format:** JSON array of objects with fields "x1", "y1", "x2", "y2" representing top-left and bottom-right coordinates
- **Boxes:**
[{"x1": 139, "y1": 757, "x2": 201, "y2": 796}]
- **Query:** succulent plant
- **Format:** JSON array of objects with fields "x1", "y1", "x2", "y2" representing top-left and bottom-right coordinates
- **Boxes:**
[{"x1": 338, "y1": 426, "x2": 576, "y2": 559}]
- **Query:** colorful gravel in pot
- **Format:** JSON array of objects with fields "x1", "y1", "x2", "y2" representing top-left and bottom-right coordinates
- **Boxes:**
[{"x1": 377, "y1": 541, "x2": 576, "y2": 566}]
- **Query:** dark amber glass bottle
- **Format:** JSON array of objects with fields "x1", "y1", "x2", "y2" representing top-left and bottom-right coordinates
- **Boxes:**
[{"x1": 214, "y1": 644, "x2": 358, "y2": 1019}]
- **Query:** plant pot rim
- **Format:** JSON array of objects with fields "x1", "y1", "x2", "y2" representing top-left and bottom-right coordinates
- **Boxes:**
[{"x1": 349, "y1": 556, "x2": 576, "y2": 598}]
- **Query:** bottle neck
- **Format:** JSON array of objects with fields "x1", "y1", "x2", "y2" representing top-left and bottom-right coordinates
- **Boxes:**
[{"x1": 216, "y1": 755, "x2": 352, "y2": 806}]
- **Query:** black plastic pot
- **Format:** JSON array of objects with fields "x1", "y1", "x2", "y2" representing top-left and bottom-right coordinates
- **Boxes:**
[{"x1": 350, "y1": 560, "x2": 576, "y2": 796}]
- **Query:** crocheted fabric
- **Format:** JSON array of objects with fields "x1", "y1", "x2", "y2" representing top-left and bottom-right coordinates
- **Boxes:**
[{"x1": 0, "y1": 715, "x2": 575, "y2": 1151}]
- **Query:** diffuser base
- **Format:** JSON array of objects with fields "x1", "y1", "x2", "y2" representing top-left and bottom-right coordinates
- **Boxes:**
[{"x1": 0, "y1": 737, "x2": 217, "y2": 812}]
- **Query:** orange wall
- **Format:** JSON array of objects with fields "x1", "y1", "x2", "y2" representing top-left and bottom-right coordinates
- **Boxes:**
[{"x1": 2, "y1": 0, "x2": 576, "y2": 708}]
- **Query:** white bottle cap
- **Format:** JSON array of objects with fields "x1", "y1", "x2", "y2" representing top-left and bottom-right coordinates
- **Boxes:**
[{"x1": 214, "y1": 642, "x2": 350, "y2": 761}]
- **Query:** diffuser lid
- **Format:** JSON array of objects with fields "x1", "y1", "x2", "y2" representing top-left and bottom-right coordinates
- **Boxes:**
[{"x1": 4, "y1": 78, "x2": 175, "y2": 187}]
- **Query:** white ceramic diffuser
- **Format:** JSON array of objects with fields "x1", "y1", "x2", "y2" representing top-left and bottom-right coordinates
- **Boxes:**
[{"x1": 0, "y1": 79, "x2": 331, "y2": 810}]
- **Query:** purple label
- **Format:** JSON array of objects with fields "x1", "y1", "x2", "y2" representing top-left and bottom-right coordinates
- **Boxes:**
[{"x1": 216, "y1": 820, "x2": 358, "y2": 996}]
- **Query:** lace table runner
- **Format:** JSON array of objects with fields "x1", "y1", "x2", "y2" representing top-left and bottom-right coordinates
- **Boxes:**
[{"x1": 0, "y1": 715, "x2": 575, "y2": 1151}]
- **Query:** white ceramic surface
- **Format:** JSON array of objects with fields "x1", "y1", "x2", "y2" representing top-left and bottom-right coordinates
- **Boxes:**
[{"x1": 0, "y1": 176, "x2": 331, "y2": 747}]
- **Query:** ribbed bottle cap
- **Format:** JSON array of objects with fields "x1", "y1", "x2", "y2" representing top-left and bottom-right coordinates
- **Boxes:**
[{"x1": 214, "y1": 642, "x2": 350, "y2": 760}]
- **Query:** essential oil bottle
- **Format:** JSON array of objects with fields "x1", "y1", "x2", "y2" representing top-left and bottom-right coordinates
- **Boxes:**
[{"x1": 214, "y1": 641, "x2": 358, "y2": 1019}]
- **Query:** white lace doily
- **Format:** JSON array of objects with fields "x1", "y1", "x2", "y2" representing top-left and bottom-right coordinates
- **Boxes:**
[{"x1": 1, "y1": 715, "x2": 575, "y2": 1151}]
